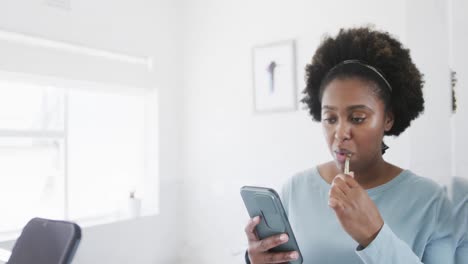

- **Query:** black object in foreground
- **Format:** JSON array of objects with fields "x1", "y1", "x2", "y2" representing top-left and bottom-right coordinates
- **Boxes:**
[{"x1": 8, "y1": 217, "x2": 81, "y2": 264}]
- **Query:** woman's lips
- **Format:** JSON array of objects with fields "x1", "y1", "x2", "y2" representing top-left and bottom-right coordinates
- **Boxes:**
[{"x1": 335, "y1": 151, "x2": 352, "y2": 163}]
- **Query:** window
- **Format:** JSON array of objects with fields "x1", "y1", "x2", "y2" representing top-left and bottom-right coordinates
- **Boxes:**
[{"x1": 0, "y1": 78, "x2": 158, "y2": 239}]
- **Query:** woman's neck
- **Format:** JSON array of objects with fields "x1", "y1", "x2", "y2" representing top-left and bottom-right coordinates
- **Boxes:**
[{"x1": 353, "y1": 159, "x2": 399, "y2": 189}]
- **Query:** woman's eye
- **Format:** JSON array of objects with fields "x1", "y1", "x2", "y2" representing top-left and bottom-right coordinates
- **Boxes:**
[
  {"x1": 350, "y1": 117, "x2": 365, "y2": 124},
  {"x1": 323, "y1": 117, "x2": 337, "y2": 124}
]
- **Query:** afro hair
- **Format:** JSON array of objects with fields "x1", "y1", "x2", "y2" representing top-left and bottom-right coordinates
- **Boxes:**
[{"x1": 301, "y1": 27, "x2": 424, "y2": 136}]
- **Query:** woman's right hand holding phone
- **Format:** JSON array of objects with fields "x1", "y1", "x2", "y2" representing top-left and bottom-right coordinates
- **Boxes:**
[{"x1": 244, "y1": 216, "x2": 299, "y2": 263}]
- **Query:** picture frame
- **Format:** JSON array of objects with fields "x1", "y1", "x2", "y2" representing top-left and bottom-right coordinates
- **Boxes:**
[{"x1": 252, "y1": 40, "x2": 297, "y2": 113}]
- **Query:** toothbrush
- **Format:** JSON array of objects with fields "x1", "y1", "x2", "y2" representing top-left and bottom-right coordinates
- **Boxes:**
[{"x1": 344, "y1": 155, "x2": 351, "y2": 175}]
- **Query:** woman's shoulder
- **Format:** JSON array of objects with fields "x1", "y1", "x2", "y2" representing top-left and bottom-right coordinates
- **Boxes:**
[
  {"x1": 402, "y1": 170, "x2": 447, "y2": 194},
  {"x1": 280, "y1": 166, "x2": 326, "y2": 205},
  {"x1": 397, "y1": 170, "x2": 450, "y2": 206},
  {"x1": 453, "y1": 176, "x2": 468, "y2": 206},
  {"x1": 288, "y1": 166, "x2": 320, "y2": 183},
  {"x1": 282, "y1": 166, "x2": 326, "y2": 192}
]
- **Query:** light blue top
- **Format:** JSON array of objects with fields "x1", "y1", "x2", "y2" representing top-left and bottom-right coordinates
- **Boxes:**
[
  {"x1": 453, "y1": 177, "x2": 468, "y2": 264},
  {"x1": 281, "y1": 167, "x2": 454, "y2": 264}
]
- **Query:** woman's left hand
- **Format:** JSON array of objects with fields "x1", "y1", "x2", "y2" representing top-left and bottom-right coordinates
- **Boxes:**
[{"x1": 328, "y1": 172, "x2": 384, "y2": 248}]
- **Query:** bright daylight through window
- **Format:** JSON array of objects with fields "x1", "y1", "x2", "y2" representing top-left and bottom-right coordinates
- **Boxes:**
[{"x1": 0, "y1": 80, "x2": 158, "y2": 239}]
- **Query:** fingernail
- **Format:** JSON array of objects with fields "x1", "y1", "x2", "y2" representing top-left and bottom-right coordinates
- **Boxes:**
[
  {"x1": 280, "y1": 234, "x2": 288, "y2": 241},
  {"x1": 253, "y1": 216, "x2": 259, "y2": 222},
  {"x1": 349, "y1": 171, "x2": 355, "y2": 178},
  {"x1": 290, "y1": 252, "x2": 298, "y2": 259}
]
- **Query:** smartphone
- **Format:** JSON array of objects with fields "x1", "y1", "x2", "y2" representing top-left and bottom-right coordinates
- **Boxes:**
[
  {"x1": 240, "y1": 186, "x2": 303, "y2": 264},
  {"x1": 8, "y1": 217, "x2": 81, "y2": 264}
]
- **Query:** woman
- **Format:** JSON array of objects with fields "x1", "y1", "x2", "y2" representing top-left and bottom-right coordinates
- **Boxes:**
[{"x1": 244, "y1": 27, "x2": 453, "y2": 264}]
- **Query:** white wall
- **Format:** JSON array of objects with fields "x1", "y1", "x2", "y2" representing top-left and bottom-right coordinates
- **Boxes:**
[
  {"x1": 178, "y1": 1, "x2": 416, "y2": 263},
  {"x1": 0, "y1": 0, "x2": 183, "y2": 263},
  {"x1": 451, "y1": 0, "x2": 468, "y2": 179},
  {"x1": 405, "y1": 0, "x2": 453, "y2": 186},
  {"x1": 405, "y1": 0, "x2": 468, "y2": 185}
]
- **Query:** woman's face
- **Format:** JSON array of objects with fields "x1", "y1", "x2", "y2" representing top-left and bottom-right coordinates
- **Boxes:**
[{"x1": 320, "y1": 78, "x2": 394, "y2": 173}]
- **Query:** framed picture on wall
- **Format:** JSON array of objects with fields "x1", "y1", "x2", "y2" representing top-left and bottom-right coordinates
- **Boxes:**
[{"x1": 252, "y1": 40, "x2": 297, "y2": 113}]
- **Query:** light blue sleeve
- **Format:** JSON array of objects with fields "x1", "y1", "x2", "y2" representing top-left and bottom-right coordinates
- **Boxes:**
[
  {"x1": 453, "y1": 178, "x2": 468, "y2": 264},
  {"x1": 454, "y1": 199, "x2": 468, "y2": 264},
  {"x1": 456, "y1": 243, "x2": 468, "y2": 264},
  {"x1": 421, "y1": 191, "x2": 455, "y2": 264},
  {"x1": 355, "y1": 223, "x2": 423, "y2": 263},
  {"x1": 356, "y1": 191, "x2": 454, "y2": 264}
]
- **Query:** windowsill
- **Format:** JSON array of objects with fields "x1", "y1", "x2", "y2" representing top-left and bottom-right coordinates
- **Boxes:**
[
  {"x1": 76, "y1": 209, "x2": 159, "y2": 229},
  {"x1": 0, "y1": 209, "x2": 159, "y2": 243}
]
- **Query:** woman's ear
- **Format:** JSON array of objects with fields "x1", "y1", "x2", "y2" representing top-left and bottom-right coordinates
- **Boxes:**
[{"x1": 384, "y1": 112, "x2": 394, "y2": 132}]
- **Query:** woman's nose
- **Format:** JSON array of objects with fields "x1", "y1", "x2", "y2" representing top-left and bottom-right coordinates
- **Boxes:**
[{"x1": 334, "y1": 121, "x2": 351, "y2": 142}]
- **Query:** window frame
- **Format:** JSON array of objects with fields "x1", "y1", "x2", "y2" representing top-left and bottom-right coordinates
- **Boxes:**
[{"x1": 0, "y1": 71, "x2": 159, "y2": 241}]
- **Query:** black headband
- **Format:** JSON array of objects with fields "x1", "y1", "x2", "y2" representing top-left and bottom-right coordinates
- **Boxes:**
[{"x1": 322, "y1": 59, "x2": 393, "y2": 92}]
